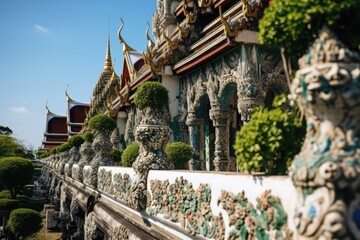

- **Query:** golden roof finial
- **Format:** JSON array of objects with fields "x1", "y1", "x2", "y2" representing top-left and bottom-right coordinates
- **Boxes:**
[
  {"x1": 146, "y1": 21, "x2": 155, "y2": 49},
  {"x1": 65, "y1": 84, "x2": 73, "y2": 102},
  {"x1": 104, "y1": 34, "x2": 113, "y2": 72},
  {"x1": 45, "y1": 100, "x2": 53, "y2": 115},
  {"x1": 118, "y1": 18, "x2": 135, "y2": 54}
]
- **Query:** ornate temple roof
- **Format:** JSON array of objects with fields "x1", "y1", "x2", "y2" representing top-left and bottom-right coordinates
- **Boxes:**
[{"x1": 41, "y1": 105, "x2": 68, "y2": 149}]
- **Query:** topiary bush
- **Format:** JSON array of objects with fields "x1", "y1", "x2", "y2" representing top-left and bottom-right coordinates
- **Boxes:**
[
  {"x1": 111, "y1": 148, "x2": 122, "y2": 165},
  {"x1": 234, "y1": 94, "x2": 305, "y2": 175},
  {"x1": 0, "y1": 157, "x2": 34, "y2": 199},
  {"x1": 57, "y1": 142, "x2": 71, "y2": 153},
  {"x1": 82, "y1": 131, "x2": 94, "y2": 142},
  {"x1": 134, "y1": 82, "x2": 169, "y2": 112},
  {"x1": 88, "y1": 114, "x2": 117, "y2": 135},
  {"x1": 121, "y1": 142, "x2": 140, "y2": 167},
  {"x1": 68, "y1": 135, "x2": 84, "y2": 148},
  {"x1": 7, "y1": 208, "x2": 42, "y2": 238},
  {"x1": 165, "y1": 142, "x2": 193, "y2": 169}
]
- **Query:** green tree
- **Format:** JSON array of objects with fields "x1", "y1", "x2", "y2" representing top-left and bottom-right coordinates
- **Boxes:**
[
  {"x1": 0, "y1": 135, "x2": 20, "y2": 158},
  {"x1": 165, "y1": 142, "x2": 193, "y2": 169},
  {"x1": 7, "y1": 208, "x2": 42, "y2": 239},
  {"x1": 258, "y1": 0, "x2": 360, "y2": 83},
  {"x1": 121, "y1": 142, "x2": 140, "y2": 167},
  {"x1": 234, "y1": 94, "x2": 305, "y2": 175},
  {"x1": 0, "y1": 157, "x2": 34, "y2": 199}
]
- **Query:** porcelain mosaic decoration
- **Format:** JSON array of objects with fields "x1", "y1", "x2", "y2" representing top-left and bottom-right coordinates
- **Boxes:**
[
  {"x1": 147, "y1": 176, "x2": 289, "y2": 240},
  {"x1": 289, "y1": 26, "x2": 360, "y2": 239}
]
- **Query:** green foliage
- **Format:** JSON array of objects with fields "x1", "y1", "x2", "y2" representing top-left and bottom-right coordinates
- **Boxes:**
[
  {"x1": 134, "y1": 82, "x2": 169, "y2": 112},
  {"x1": 68, "y1": 135, "x2": 84, "y2": 148},
  {"x1": 0, "y1": 157, "x2": 34, "y2": 198},
  {"x1": 111, "y1": 148, "x2": 122, "y2": 164},
  {"x1": 259, "y1": 0, "x2": 360, "y2": 64},
  {"x1": 36, "y1": 150, "x2": 51, "y2": 159},
  {"x1": 165, "y1": 142, "x2": 193, "y2": 169},
  {"x1": 234, "y1": 94, "x2": 305, "y2": 175},
  {"x1": 57, "y1": 142, "x2": 71, "y2": 153},
  {"x1": 0, "y1": 190, "x2": 11, "y2": 199},
  {"x1": 121, "y1": 142, "x2": 139, "y2": 167},
  {"x1": 7, "y1": 208, "x2": 42, "y2": 238},
  {"x1": 0, "y1": 199, "x2": 20, "y2": 216},
  {"x1": 82, "y1": 131, "x2": 94, "y2": 142},
  {"x1": 88, "y1": 114, "x2": 116, "y2": 134},
  {"x1": 0, "y1": 135, "x2": 20, "y2": 158}
]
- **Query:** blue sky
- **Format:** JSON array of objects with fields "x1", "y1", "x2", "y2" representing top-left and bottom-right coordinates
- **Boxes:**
[{"x1": 0, "y1": 0, "x2": 156, "y2": 149}]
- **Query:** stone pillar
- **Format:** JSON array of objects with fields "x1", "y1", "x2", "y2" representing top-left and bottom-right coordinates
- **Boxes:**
[
  {"x1": 110, "y1": 127, "x2": 120, "y2": 149},
  {"x1": 186, "y1": 112, "x2": 203, "y2": 170},
  {"x1": 58, "y1": 151, "x2": 70, "y2": 175},
  {"x1": 289, "y1": 27, "x2": 360, "y2": 239},
  {"x1": 74, "y1": 139, "x2": 94, "y2": 182},
  {"x1": 89, "y1": 130, "x2": 113, "y2": 188},
  {"x1": 210, "y1": 107, "x2": 230, "y2": 171},
  {"x1": 66, "y1": 146, "x2": 80, "y2": 177},
  {"x1": 131, "y1": 107, "x2": 173, "y2": 211}
]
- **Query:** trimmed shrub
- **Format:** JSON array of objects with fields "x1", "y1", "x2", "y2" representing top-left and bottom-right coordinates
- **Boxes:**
[
  {"x1": 68, "y1": 135, "x2": 84, "y2": 148},
  {"x1": 121, "y1": 142, "x2": 140, "y2": 167},
  {"x1": 165, "y1": 142, "x2": 193, "y2": 169},
  {"x1": 57, "y1": 143, "x2": 71, "y2": 153},
  {"x1": 234, "y1": 94, "x2": 305, "y2": 175},
  {"x1": 0, "y1": 199, "x2": 20, "y2": 216},
  {"x1": 0, "y1": 157, "x2": 34, "y2": 199},
  {"x1": 7, "y1": 208, "x2": 42, "y2": 238},
  {"x1": 88, "y1": 114, "x2": 116, "y2": 134},
  {"x1": 82, "y1": 131, "x2": 94, "y2": 142},
  {"x1": 111, "y1": 148, "x2": 122, "y2": 165},
  {"x1": 0, "y1": 190, "x2": 11, "y2": 199},
  {"x1": 134, "y1": 82, "x2": 169, "y2": 112}
]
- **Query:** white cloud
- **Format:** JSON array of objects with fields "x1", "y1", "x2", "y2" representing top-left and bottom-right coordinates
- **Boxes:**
[
  {"x1": 9, "y1": 107, "x2": 30, "y2": 114},
  {"x1": 34, "y1": 24, "x2": 50, "y2": 34}
]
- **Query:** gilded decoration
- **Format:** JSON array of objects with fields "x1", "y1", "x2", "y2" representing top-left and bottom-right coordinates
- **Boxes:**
[
  {"x1": 289, "y1": 26, "x2": 360, "y2": 239},
  {"x1": 218, "y1": 190, "x2": 291, "y2": 239},
  {"x1": 147, "y1": 177, "x2": 225, "y2": 239}
]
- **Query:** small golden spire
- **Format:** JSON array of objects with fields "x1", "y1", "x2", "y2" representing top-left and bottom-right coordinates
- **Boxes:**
[
  {"x1": 118, "y1": 18, "x2": 135, "y2": 54},
  {"x1": 65, "y1": 84, "x2": 73, "y2": 102},
  {"x1": 45, "y1": 100, "x2": 53, "y2": 115},
  {"x1": 146, "y1": 21, "x2": 155, "y2": 49},
  {"x1": 104, "y1": 35, "x2": 113, "y2": 72}
]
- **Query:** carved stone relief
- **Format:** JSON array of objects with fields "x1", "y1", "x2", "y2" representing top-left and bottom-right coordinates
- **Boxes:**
[
  {"x1": 109, "y1": 225, "x2": 129, "y2": 240},
  {"x1": 84, "y1": 212, "x2": 105, "y2": 240}
]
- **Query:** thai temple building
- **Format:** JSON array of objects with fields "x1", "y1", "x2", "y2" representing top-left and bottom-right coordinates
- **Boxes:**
[
  {"x1": 42, "y1": 0, "x2": 288, "y2": 169},
  {"x1": 75, "y1": 0, "x2": 287, "y2": 171},
  {"x1": 41, "y1": 92, "x2": 89, "y2": 150}
]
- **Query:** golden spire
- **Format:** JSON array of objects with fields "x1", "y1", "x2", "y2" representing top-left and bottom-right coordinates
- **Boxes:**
[
  {"x1": 104, "y1": 35, "x2": 113, "y2": 72},
  {"x1": 45, "y1": 100, "x2": 53, "y2": 115},
  {"x1": 146, "y1": 21, "x2": 155, "y2": 49},
  {"x1": 65, "y1": 84, "x2": 73, "y2": 102},
  {"x1": 118, "y1": 18, "x2": 135, "y2": 54}
]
